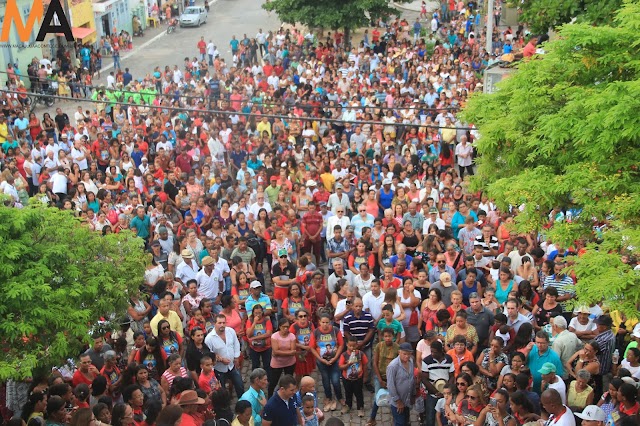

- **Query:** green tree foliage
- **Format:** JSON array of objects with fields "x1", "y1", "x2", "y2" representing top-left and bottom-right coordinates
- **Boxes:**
[
  {"x1": 262, "y1": 0, "x2": 409, "y2": 33},
  {"x1": 462, "y1": 2, "x2": 640, "y2": 317},
  {"x1": 512, "y1": 0, "x2": 622, "y2": 34},
  {"x1": 0, "y1": 204, "x2": 146, "y2": 380}
]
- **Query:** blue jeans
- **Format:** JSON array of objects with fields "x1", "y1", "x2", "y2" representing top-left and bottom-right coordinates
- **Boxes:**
[
  {"x1": 391, "y1": 404, "x2": 410, "y2": 426},
  {"x1": 316, "y1": 360, "x2": 343, "y2": 400},
  {"x1": 425, "y1": 395, "x2": 437, "y2": 426},
  {"x1": 214, "y1": 367, "x2": 244, "y2": 398}
]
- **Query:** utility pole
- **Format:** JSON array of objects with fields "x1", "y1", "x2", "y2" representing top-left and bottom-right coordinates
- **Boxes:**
[{"x1": 486, "y1": 0, "x2": 494, "y2": 56}]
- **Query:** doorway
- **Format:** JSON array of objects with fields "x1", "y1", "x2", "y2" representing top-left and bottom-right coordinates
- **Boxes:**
[{"x1": 101, "y1": 15, "x2": 111, "y2": 37}]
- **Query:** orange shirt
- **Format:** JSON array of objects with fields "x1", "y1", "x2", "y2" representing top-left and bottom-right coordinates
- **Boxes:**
[{"x1": 446, "y1": 348, "x2": 475, "y2": 376}]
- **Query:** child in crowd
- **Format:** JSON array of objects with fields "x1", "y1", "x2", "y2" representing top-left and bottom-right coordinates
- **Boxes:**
[
  {"x1": 338, "y1": 336, "x2": 368, "y2": 417},
  {"x1": 300, "y1": 394, "x2": 320, "y2": 426}
]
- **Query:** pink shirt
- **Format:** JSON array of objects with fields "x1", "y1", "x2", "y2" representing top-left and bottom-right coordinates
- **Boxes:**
[{"x1": 270, "y1": 332, "x2": 297, "y2": 368}]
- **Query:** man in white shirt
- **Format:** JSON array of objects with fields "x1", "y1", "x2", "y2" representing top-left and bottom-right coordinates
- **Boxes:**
[
  {"x1": 204, "y1": 315, "x2": 244, "y2": 397},
  {"x1": 248, "y1": 194, "x2": 272, "y2": 222},
  {"x1": 196, "y1": 256, "x2": 223, "y2": 312},
  {"x1": 362, "y1": 279, "x2": 385, "y2": 321},
  {"x1": 540, "y1": 389, "x2": 574, "y2": 426},
  {"x1": 71, "y1": 140, "x2": 89, "y2": 170},
  {"x1": 539, "y1": 362, "x2": 567, "y2": 404},
  {"x1": 51, "y1": 167, "x2": 68, "y2": 200},
  {"x1": 423, "y1": 207, "x2": 446, "y2": 232},
  {"x1": 326, "y1": 183, "x2": 351, "y2": 214}
]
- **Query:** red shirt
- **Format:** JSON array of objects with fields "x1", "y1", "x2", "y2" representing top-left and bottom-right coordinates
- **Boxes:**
[
  {"x1": 72, "y1": 369, "x2": 96, "y2": 387},
  {"x1": 197, "y1": 40, "x2": 206, "y2": 54},
  {"x1": 302, "y1": 211, "x2": 323, "y2": 238}
]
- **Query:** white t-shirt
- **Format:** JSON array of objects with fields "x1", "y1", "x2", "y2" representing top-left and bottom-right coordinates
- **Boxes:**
[
  {"x1": 568, "y1": 317, "x2": 597, "y2": 334},
  {"x1": 547, "y1": 407, "x2": 575, "y2": 426},
  {"x1": 547, "y1": 377, "x2": 567, "y2": 405},
  {"x1": 363, "y1": 291, "x2": 385, "y2": 321},
  {"x1": 51, "y1": 173, "x2": 68, "y2": 194}
]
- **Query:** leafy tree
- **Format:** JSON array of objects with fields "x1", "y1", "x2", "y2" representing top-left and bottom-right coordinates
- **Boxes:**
[
  {"x1": 462, "y1": 2, "x2": 640, "y2": 317},
  {"x1": 0, "y1": 204, "x2": 146, "y2": 380},
  {"x1": 263, "y1": 0, "x2": 410, "y2": 45},
  {"x1": 511, "y1": 0, "x2": 622, "y2": 34}
]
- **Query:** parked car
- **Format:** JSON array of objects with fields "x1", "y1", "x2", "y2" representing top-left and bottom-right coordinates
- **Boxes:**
[{"x1": 179, "y1": 6, "x2": 207, "y2": 27}]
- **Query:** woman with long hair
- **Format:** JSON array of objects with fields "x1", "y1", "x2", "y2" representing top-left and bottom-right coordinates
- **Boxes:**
[
  {"x1": 133, "y1": 336, "x2": 167, "y2": 381},
  {"x1": 21, "y1": 390, "x2": 47, "y2": 424}
]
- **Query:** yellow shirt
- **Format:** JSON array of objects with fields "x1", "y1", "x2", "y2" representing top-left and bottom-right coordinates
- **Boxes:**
[
  {"x1": 441, "y1": 127, "x2": 456, "y2": 144},
  {"x1": 320, "y1": 173, "x2": 335, "y2": 191},
  {"x1": 231, "y1": 417, "x2": 254, "y2": 426},
  {"x1": 256, "y1": 121, "x2": 272, "y2": 137},
  {"x1": 0, "y1": 123, "x2": 8, "y2": 143},
  {"x1": 150, "y1": 310, "x2": 184, "y2": 337}
]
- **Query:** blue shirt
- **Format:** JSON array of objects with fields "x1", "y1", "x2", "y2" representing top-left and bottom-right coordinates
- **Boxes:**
[
  {"x1": 130, "y1": 215, "x2": 151, "y2": 238},
  {"x1": 350, "y1": 213, "x2": 375, "y2": 239},
  {"x1": 245, "y1": 293, "x2": 272, "y2": 314},
  {"x1": 528, "y1": 346, "x2": 564, "y2": 394},
  {"x1": 240, "y1": 386, "x2": 266, "y2": 426},
  {"x1": 262, "y1": 392, "x2": 298, "y2": 426}
]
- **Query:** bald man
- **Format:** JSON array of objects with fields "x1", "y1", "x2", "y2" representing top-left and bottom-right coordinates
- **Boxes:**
[
  {"x1": 540, "y1": 388, "x2": 575, "y2": 426},
  {"x1": 295, "y1": 376, "x2": 322, "y2": 420}
]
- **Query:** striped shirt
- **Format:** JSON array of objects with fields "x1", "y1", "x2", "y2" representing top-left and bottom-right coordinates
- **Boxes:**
[
  {"x1": 543, "y1": 274, "x2": 576, "y2": 312},
  {"x1": 343, "y1": 311, "x2": 375, "y2": 349},
  {"x1": 421, "y1": 354, "x2": 455, "y2": 382}
]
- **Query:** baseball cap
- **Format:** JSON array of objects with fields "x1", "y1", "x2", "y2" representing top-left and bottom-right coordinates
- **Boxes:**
[
  {"x1": 335, "y1": 183, "x2": 343, "y2": 190},
  {"x1": 429, "y1": 207, "x2": 439, "y2": 214},
  {"x1": 249, "y1": 280, "x2": 262, "y2": 289},
  {"x1": 575, "y1": 405, "x2": 606, "y2": 421},
  {"x1": 382, "y1": 178, "x2": 392, "y2": 185},
  {"x1": 538, "y1": 362, "x2": 557, "y2": 375},
  {"x1": 596, "y1": 315, "x2": 612, "y2": 327},
  {"x1": 319, "y1": 201, "x2": 327, "y2": 207},
  {"x1": 277, "y1": 248, "x2": 288, "y2": 258},
  {"x1": 398, "y1": 342, "x2": 414, "y2": 352},
  {"x1": 439, "y1": 272, "x2": 452, "y2": 287}
]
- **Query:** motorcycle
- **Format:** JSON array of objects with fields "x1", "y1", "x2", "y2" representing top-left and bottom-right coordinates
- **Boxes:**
[
  {"x1": 167, "y1": 18, "x2": 177, "y2": 34},
  {"x1": 132, "y1": 17, "x2": 144, "y2": 37},
  {"x1": 27, "y1": 86, "x2": 55, "y2": 108}
]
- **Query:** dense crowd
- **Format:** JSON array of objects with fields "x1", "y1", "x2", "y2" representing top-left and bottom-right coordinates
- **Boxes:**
[{"x1": 1, "y1": 1, "x2": 639, "y2": 426}]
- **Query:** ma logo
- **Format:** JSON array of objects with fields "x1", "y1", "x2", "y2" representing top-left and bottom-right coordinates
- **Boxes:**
[{"x1": 0, "y1": 0, "x2": 73, "y2": 43}]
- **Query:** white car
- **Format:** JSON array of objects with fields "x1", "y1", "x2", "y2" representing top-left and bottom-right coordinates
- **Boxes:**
[{"x1": 179, "y1": 6, "x2": 207, "y2": 27}]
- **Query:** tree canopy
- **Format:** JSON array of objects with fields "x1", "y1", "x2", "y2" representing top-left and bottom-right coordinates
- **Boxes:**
[
  {"x1": 512, "y1": 0, "x2": 622, "y2": 34},
  {"x1": 462, "y1": 2, "x2": 640, "y2": 317},
  {"x1": 0, "y1": 204, "x2": 146, "y2": 380},
  {"x1": 262, "y1": 0, "x2": 409, "y2": 33}
]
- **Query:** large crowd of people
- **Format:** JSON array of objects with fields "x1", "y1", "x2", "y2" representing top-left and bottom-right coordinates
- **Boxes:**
[{"x1": 1, "y1": 0, "x2": 639, "y2": 425}]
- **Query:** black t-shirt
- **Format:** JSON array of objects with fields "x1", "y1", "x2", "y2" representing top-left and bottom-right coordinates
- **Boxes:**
[
  {"x1": 272, "y1": 261, "x2": 296, "y2": 279},
  {"x1": 55, "y1": 113, "x2": 69, "y2": 132},
  {"x1": 164, "y1": 180, "x2": 181, "y2": 201}
]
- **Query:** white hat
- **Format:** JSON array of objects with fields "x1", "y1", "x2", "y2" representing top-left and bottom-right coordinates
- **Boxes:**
[
  {"x1": 382, "y1": 178, "x2": 392, "y2": 185},
  {"x1": 633, "y1": 323, "x2": 640, "y2": 339},
  {"x1": 306, "y1": 180, "x2": 317, "y2": 187},
  {"x1": 249, "y1": 280, "x2": 262, "y2": 289},
  {"x1": 575, "y1": 405, "x2": 606, "y2": 421}
]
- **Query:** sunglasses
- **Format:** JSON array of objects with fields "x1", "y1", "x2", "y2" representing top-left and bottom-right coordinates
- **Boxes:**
[
  {"x1": 161, "y1": 326, "x2": 170, "y2": 330},
  {"x1": 437, "y1": 260, "x2": 446, "y2": 264},
  {"x1": 467, "y1": 395, "x2": 478, "y2": 400},
  {"x1": 298, "y1": 314, "x2": 307, "y2": 318}
]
